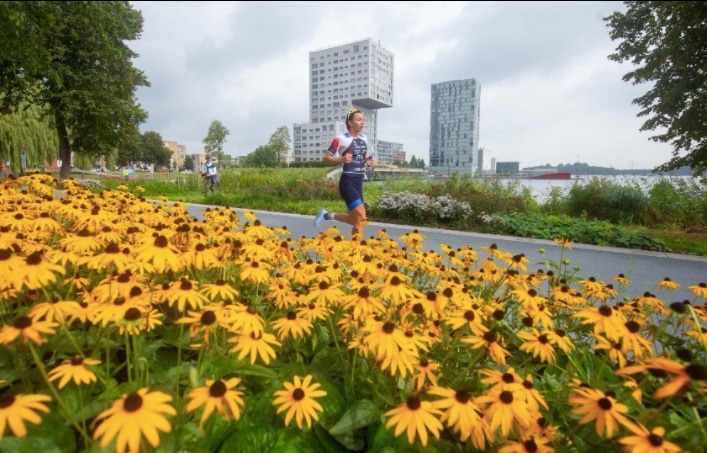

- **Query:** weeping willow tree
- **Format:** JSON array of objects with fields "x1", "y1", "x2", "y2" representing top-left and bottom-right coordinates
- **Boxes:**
[{"x1": 0, "y1": 103, "x2": 57, "y2": 173}]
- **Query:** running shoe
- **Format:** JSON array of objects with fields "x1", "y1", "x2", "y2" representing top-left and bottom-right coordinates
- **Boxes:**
[{"x1": 314, "y1": 208, "x2": 329, "y2": 228}]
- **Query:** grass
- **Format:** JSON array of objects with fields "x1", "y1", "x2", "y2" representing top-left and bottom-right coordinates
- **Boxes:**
[{"x1": 74, "y1": 167, "x2": 707, "y2": 256}]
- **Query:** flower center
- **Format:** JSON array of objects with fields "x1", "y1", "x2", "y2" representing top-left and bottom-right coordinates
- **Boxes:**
[
  {"x1": 648, "y1": 433, "x2": 663, "y2": 447},
  {"x1": 209, "y1": 380, "x2": 227, "y2": 397},
  {"x1": 598, "y1": 397, "x2": 612, "y2": 410},
  {"x1": 500, "y1": 391, "x2": 513, "y2": 404},
  {"x1": 523, "y1": 440, "x2": 538, "y2": 452},
  {"x1": 293, "y1": 388, "x2": 305, "y2": 401},
  {"x1": 14, "y1": 315, "x2": 32, "y2": 329},
  {"x1": 0, "y1": 393, "x2": 16, "y2": 408},
  {"x1": 406, "y1": 395, "x2": 421, "y2": 410},
  {"x1": 201, "y1": 311, "x2": 216, "y2": 325},
  {"x1": 455, "y1": 390, "x2": 470, "y2": 404},
  {"x1": 124, "y1": 307, "x2": 141, "y2": 321},
  {"x1": 123, "y1": 393, "x2": 144, "y2": 412}
]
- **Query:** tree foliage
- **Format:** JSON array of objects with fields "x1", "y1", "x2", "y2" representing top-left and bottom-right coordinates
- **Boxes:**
[
  {"x1": 116, "y1": 130, "x2": 171, "y2": 167},
  {"x1": 268, "y1": 125, "x2": 291, "y2": 164},
  {"x1": 203, "y1": 120, "x2": 229, "y2": 163},
  {"x1": 243, "y1": 145, "x2": 279, "y2": 168},
  {"x1": 0, "y1": 104, "x2": 57, "y2": 172},
  {"x1": 0, "y1": 1, "x2": 149, "y2": 178},
  {"x1": 604, "y1": 1, "x2": 707, "y2": 175}
]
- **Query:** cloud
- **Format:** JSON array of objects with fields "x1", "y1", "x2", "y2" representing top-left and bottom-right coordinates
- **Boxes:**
[{"x1": 129, "y1": 0, "x2": 672, "y2": 169}]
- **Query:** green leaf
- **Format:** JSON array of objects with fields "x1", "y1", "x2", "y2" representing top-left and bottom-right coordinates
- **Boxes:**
[
  {"x1": 0, "y1": 436, "x2": 63, "y2": 453},
  {"x1": 327, "y1": 399, "x2": 380, "y2": 436}
]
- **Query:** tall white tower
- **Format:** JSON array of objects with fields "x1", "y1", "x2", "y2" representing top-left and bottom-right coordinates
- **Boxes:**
[{"x1": 293, "y1": 38, "x2": 394, "y2": 163}]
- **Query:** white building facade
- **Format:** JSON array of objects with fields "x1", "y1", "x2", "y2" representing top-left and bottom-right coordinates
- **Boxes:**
[
  {"x1": 428, "y1": 79, "x2": 481, "y2": 176},
  {"x1": 293, "y1": 38, "x2": 395, "y2": 163}
]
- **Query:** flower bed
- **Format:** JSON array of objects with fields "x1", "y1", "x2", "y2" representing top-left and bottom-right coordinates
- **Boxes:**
[{"x1": 0, "y1": 174, "x2": 705, "y2": 452}]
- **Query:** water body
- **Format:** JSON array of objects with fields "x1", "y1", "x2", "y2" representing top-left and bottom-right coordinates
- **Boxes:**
[{"x1": 495, "y1": 174, "x2": 700, "y2": 204}]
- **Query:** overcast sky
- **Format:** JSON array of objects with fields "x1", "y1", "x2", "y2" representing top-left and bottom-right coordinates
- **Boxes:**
[{"x1": 128, "y1": 1, "x2": 669, "y2": 170}]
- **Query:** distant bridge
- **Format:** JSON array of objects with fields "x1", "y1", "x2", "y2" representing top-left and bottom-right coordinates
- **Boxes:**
[{"x1": 326, "y1": 166, "x2": 426, "y2": 181}]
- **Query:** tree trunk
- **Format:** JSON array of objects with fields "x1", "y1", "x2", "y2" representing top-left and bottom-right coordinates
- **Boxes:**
[{"x1": 55, "y1": 111, "x2": 72, "y2": 180}]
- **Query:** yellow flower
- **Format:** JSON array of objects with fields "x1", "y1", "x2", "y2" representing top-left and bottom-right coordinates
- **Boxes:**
[
  {"x1": 475, "y1": 387, "x2": 532, "y2": 437},
  {"x1": 553, "y1": 237, "x2": 573, "y2": 250},
  {"x1": 92, "y1": 388, "x2": 177, "y2": 453},
  {"x1": 272, "y1": 311, "x2": 314, "y2": 341},
  {"x1": 228, "y1": 330, "x2": 281, "y2": 365},
  {"x1": 567, "y1": 387, "x2": 635, "y2": 438},
  {"x1": 657, "y1": 277, "x2": 680, "y2": 291},
  {"x1": 185, "y1": 377, "x2": 245, "y2": 429},
  {"x1": 48, "y1": 356, "x2": 101, "y2": 389},
  {"x1": 412, "y1": 358, "x2": 439, "y2": 391},
  {"x1": 273, "y1": 375, "x2": 327, "y2": 429},
  {"x1": 0, "y1": 315, "x2": 58, "y2": 346},
  {"x1": 429, "y1": 386, "x2": 489, "y2": 449},
  {"x1": 618, "y1": 423, "x2": 682, "y2": 453},
  {"x1": 385, "y1": 395, "x2": 444, "y2": 447},
  {"x1": 517, "y1": 329, "x2": 557, "y2": 363},
  {"x1": 688, "y1": 282, "x2": 707, "y2": 298},
  {"x1": 0, "y1": 392, "x2": 52, "y2": 440}
]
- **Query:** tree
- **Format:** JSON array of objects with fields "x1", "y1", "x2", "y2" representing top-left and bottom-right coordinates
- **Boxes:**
[
  {"x1": 268, "y1": 125, "x2": 291, "y2": 164},
  {"x1": 183, "y1": 155, "x2": 194, "y2": 172},
  {"x1": 142, "y1": 131, "x2": 171, "y2": 168},
  {"x1": 243, "y1": 145, "x2": 278, "y2": 168},
  {"x1": 604, "y1": 2, "x2": 707, "y2": 175},
  {"x1": 203, "y1": 120, "x2": 229, "y2": 163},
  {"x1": 0, "y1": 2, "x2": 149, "y2": 179}
]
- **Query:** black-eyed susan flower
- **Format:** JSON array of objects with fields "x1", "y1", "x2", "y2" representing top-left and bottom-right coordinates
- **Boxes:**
[
  {"x1": 385, "y1": 394, "x2": 444, "y2": 447},
  {"x1": 688, "y1": 282, "x2": 707, "y2": 298},
  {"x1": 517, "y1": 329, "x2": 557, "y2": 364},
  {"x1": 379, "y1": 275, "x2": 424, "y2": 305},
  {"x1": 271, "y1": 311, "x2": 313, "y2": 341},
  {"x1": 594, "y1": 334, "x2": 629, "y2": 368},
  {"x1": 13, "y1": 251, "x2": 66, "y2": 291},
  {"x1": 239, "y1": 258, "x2": 273, "y2": 283},
  {"x1": 134, "y1": 234, "x2": 183, "y2": 273},
  {"x1": 200, "y1": 279, "x2": 240, "y2": 302},
  {"x1": 618, "y1": 423, "x2": 681, "y2": 453},
  {"x1": 461, "y1": 331, "x2": 511, "y2": 365},
  {"x1": 48, "y1": 356, "x2": 101, "y2": 389},
  {"x1": 304, "y1": 280, "x2": 346, "y2": 306},
  {"x1": 475, "y1": 387, "x2": 532, "y2": 437},
  {"x1": 341, "y1": 286, "x2": 386, "y2": 320},
  {"x1": 297, "y1": 301, "x2": 331, "y2": 323},
  {"x1": 0, "y1": 314, "x2": 58, "y2": 346},
  {"x1": 567, "y1": 387, "x2": 634, "y2": 438},
  {"x1": 657, "y1": 277, "x2": 680, "y2": 291},
  {"x1": 429, "y1": 386, "x2": 489, "y2": 449},
  {"x1": 272, "y1": 375, "x2": 327, "y2": 429},
  {"x1": 185, "y1": 377, "x2": 245, "y2": 429},
  {"x1": 228, "y1": 330, "x2": 281, "y2": 365},
  {"x1": 229, "y1": 304, "x2": 265, "y2": 336},
  {"x1": 574, "y1": 304, "x2": 627, "y2": 342},
  {"x1": 412, "y1": 358, "x2": 439, "y2": 391},
  {"x1": 615, "y1": 357, "x2": 706, "y2": 399},
  {"x1": 27, "y1": 297, "x2": 82, "y2": 323},
  {"x1": 162, "y1": 277, "x2": 209, "y2": 312},
  {"x1": 444, "y1": 307, "x2": 489, "y2": 335},
  {"x1": 498, "y1": 435, "x2": 555, "y2": 453},
  {"x1": 92, "y1": 388, "x2": 176, "y2": 453},
  {"x1": 0, "y1": 392, "x2": 52, "y2": 440}
]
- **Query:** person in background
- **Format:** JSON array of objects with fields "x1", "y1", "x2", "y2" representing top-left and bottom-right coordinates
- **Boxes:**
[
  {"x1": 314, "y1": 108, "x2": 376, "y2": 238},
  {"x1": 201, "y1": 155, "x2": 218, "y2": 193}
]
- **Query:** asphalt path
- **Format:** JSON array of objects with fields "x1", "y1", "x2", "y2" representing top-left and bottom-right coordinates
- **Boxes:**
[{"x1": 184, "y1": 203, "x2": 707, "y2": 303}]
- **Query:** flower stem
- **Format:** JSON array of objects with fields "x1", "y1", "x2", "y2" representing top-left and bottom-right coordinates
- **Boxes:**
[{"x1": 28, "y1": 343, "x2": 91, "y2": 445}]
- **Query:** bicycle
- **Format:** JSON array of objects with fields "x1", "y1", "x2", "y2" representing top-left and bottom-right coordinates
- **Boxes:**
[{"x1": 202, "y1": 173, "x2": 218, "y2": 195}]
